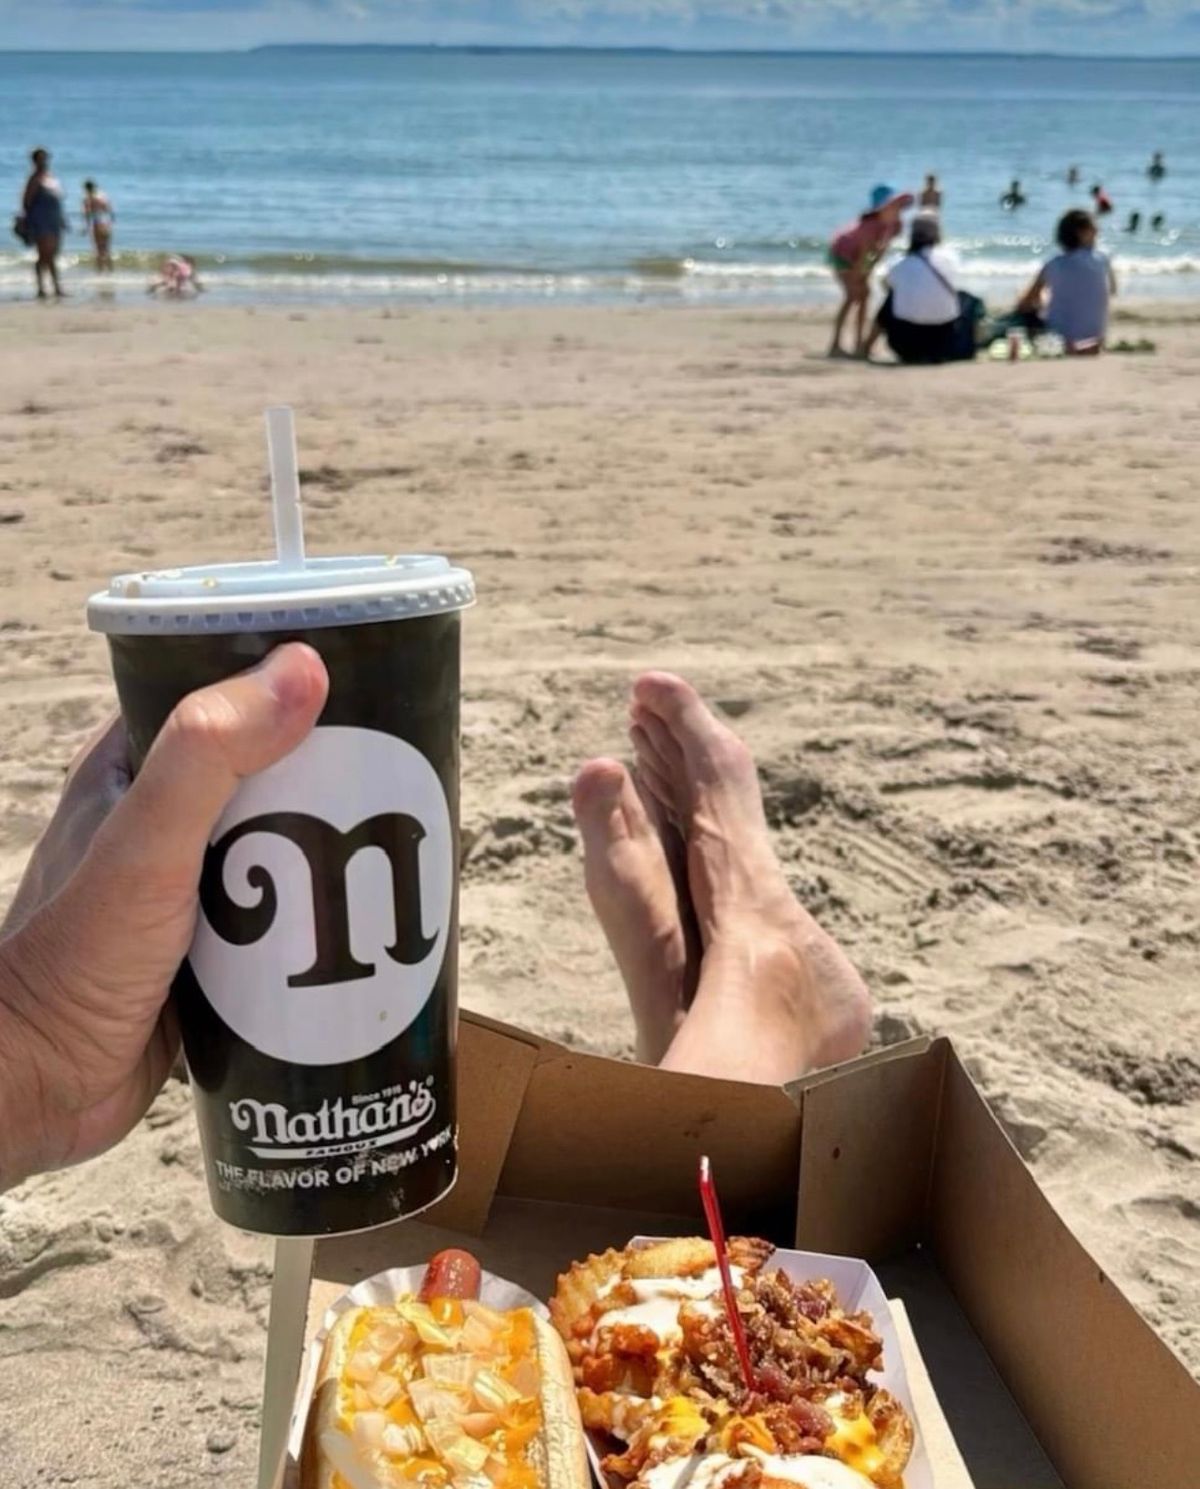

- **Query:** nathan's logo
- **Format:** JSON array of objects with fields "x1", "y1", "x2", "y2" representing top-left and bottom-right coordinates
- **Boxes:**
[
  {"x1": 201, "y1": 812, "x2": 435, "y2": 987},
  {"x1": 228, "y1": 1080, "x2": 436, "y2": 1160},
  {"x1": 189, "y1": 726, "x2": 453, "y2": 1067}
]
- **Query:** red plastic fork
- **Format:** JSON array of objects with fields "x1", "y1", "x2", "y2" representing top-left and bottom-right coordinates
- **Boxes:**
[{"x1": 699, "y1": 1154, "x2": 756, "y2": 1394}]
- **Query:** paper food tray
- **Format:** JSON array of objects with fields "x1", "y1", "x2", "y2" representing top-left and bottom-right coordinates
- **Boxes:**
[
  {"x1": 285, "y1": 1264, "x2": 548, "y2": 1484},
  {"x1": 582, "y1": 1239, "x2": 931, "y2": 1489},
  {"x1": 285, "y1": 1245, "x2": 929, "y2": 1489}
]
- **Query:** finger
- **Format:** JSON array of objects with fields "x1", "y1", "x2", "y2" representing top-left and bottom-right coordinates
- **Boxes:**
[
  {"x1": 65, "y1": 715, "x2": 128, "y2": 792},
  {"x1": 2, "y1": 720, "x2": 132, "y2": 936}
]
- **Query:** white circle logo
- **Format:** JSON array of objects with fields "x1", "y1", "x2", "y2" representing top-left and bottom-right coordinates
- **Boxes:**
[{"x1": 190, "y1": 726, "x2": 452, "y2": 1066}]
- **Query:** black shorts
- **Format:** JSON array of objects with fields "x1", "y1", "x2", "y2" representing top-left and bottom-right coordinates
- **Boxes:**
[{"x1": 879, "y1": 296, "x2": 960, "y2": 365}]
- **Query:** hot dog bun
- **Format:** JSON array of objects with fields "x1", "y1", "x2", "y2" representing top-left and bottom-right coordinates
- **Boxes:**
[{"x1": 300, "y1": 1299, "x2": 589, "y2": 1489}]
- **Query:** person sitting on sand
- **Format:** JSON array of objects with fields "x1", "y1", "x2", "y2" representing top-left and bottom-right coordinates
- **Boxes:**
[
  {"x1": 0, "y1": 649, "x2": 869, "y2": 1190},
  {"x1": 919, "y1": 174, "x2": 942, "y2": 211},
  {"x1": 81, "y1": 180, "x2": 115, "y2": 271},
  {"x1": 999, "y1": 179, "x2": 1026, "y2": 210},
  {"x1": 826, "y1": 184, "x2": 914, "y2": 359},
  {"x1": 863, "y1": 213, "x2": 968, "y2": 366},
  {"x1": 21, "y1": 147, "x2": 68, "y2": 301},
  {"x1": 1018, "y1": 208, "x2": 1116, "y2": 355},
  {"x1": 147, "y1": 254, "x2": 203, "y2": 298}
]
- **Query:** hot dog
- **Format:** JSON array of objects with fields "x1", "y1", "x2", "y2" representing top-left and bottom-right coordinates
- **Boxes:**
[
  {"x1": 301, "y1": 1253, "x2": 589, "y2": 1489},
  {"x1": 420, "y1": 1249, "x2": 484, "y2": 1303}
]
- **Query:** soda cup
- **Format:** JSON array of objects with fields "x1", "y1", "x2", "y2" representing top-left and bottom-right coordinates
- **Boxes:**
[{"x1": 86, "y1": 412, "x2": 474, "y2": 1236}]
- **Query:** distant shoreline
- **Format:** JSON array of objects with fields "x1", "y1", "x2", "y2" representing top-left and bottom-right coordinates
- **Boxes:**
[{"x1": 2, "y1": 44, "x2": 1197, "y2": 62}]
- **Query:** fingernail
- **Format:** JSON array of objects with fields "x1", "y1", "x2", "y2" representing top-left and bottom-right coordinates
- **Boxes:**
[{"x1": 261, "y1": 644, "x2": 324, "y2": 714}]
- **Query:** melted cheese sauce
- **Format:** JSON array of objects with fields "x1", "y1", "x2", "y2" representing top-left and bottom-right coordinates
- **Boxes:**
[
  {"x1": 643, "y1": 1456, "x2": 874, "y2": 1489},
  {"x1": 643, "y1": 1453, "x2": 747, "y2": 1489},
  {"x1": 629, "y1": 1268, "x2": 744, "y2": 1303},
  {"x1": 330, "y1": 1304, "x2": 542, "y2": 1489},
  {"x1": 758, "y1": 1455, "x2": 875, "y2": 1489},
  {"x1": 820, "y1": 1395, "x2": 886, "y2": 1482},
  {"x1": 594, "y1": 1268, "x2": 743, "y2": 1346}
]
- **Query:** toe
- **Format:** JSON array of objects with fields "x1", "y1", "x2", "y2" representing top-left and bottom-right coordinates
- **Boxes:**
[
  {"x1": 613, "y1": 761, "x2": 656, "y2": 841},
  {"x1": 635, "y1": 676, "x2": 757, "y2": 799},
  {"x1": 629, "y1": 707, "x2": 682, "y2": 778},
  {"x1": 572, "y1": 758, "x2": 631, "y2": 846},
  {"x1": 629, "y1": 745, "x2": 676, "y2": 818},
  {"x1": 630, "y1": 727, "x2": 677, "y2": 805},
  {"x1": 632, "y1": 672, "x2": 713, "y2": 733}
]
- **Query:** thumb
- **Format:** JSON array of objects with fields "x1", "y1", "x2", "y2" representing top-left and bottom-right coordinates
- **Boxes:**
[
  {"x1": 44, "y1": 642, "x2": 329, "y2": 977},
  {"x1": 99, "y1": 641, "x2": 330, "y2": 899}
]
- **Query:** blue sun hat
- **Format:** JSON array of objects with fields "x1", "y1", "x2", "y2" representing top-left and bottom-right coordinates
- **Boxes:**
[{"x1": 866, "y1": 183, "x2": 915, "y2": 214}]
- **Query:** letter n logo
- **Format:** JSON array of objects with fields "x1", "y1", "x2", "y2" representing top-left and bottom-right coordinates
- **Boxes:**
[{"x1": 188, "y1": 727, "x2": 453, "y2": 1067}]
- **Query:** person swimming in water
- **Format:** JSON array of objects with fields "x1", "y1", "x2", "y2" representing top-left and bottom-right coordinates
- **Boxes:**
[
  {"x1": 81, "y1": 180, "x2": 115, "y2": 272},
  {"x1": 1148, "y1": 151, "x2": 1166, "y2": 182},
  {"x1": 1000, "y1": 179, "x2": 1027, "y2": 210},
  {"x1": 1091, "y1": 183, "x2": 1114, "y2": 216}
]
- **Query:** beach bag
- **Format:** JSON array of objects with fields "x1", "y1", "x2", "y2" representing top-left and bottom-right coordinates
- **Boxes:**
[
  {"x1": 12, "y1": 214, "x2": 30, "y2": 246},
  {"x1": 954, "y1": 291, "x2": 986, "y2": 360}
]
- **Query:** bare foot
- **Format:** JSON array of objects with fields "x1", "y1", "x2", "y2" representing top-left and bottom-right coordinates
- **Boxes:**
[
  {"x1": 629, "y1": 672, "x2": 871, "y2": 1083},
  {"x1": 572, "y1": 758, "x2": 698, "y2": 1063}
]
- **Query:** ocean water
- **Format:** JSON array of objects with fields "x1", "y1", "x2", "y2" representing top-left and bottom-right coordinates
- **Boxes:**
[{"x1": 2, "y1": 48, "x2": 1198, "y2": 304}]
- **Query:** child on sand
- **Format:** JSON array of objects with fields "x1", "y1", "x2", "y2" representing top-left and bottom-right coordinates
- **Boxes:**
[
  {"x1": 827, "y1": 184, "x2": 913, "y2": 358},
  {"x1": 147, "y1": 254, "x2": 204, "y2": 297}
]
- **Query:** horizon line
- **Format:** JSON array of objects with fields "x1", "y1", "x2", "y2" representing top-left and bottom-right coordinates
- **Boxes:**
[{"x1": 0, "y1": 43, "x2": 1196, "y2": 62}]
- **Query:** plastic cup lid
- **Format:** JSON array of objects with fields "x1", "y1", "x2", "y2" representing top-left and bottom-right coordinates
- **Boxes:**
[{"x1": 87, "y1": 553, "x2": 476, "y2": 636}]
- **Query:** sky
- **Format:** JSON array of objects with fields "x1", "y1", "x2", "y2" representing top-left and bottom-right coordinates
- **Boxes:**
[{"x1": 0, "y1": 0, "x2": 1197, "y2": 54}]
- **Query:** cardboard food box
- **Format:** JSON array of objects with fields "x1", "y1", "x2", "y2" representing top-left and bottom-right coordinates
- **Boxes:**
[{"x1": 263, "y1": 1012, "x2": 1200, "y2": 1489}]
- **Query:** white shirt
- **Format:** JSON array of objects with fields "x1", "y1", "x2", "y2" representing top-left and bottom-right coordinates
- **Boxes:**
[{"x1": 886, "y1": 246, "x2": 960, "y2": 324}]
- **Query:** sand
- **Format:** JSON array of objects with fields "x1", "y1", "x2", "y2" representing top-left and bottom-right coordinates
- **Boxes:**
[{"x1": 0, "y1": 300, "x2": 1197, "y2": 1486}]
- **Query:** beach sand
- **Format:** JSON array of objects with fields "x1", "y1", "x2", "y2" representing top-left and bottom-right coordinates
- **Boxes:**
[{"x1": 0, "y1": 301, "x2": 1197, "y2": 1486}]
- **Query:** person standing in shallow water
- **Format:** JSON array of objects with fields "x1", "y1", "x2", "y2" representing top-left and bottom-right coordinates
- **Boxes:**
[
  {"x1": 22, "y1": 148, "x2": 68, "y2": 300},
  {"x1": 919, "y1": 174, "x2": 942, "y2": 210},
  {"x1": 81, "y1": 180, "x2": 115, "y2": 271}
]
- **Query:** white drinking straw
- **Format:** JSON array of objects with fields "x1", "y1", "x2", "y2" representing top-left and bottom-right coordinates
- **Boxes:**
[{"x1": 266, "y1": 405, "x2": 306, "y2": 571}]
